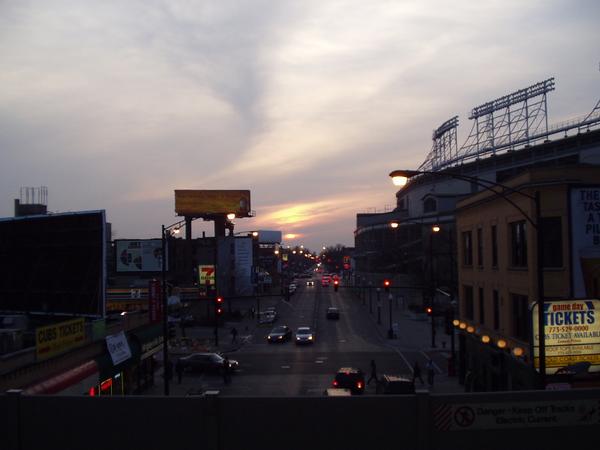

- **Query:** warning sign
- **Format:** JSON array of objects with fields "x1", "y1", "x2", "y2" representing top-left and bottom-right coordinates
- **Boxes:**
[{"x1": 434, "y1": 400, "x2": 599, "y2": 431}]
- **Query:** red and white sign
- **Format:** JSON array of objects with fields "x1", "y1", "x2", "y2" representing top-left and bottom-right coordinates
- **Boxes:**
[
  {"x1": 199, "y1": 265, "x2": 216, "y2": 285},
  {"x1": 148, "y1": 279, "x2": 161, "y2": 323}
]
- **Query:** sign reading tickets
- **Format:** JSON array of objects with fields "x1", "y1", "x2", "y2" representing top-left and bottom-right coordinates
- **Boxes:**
[
  {"x1": 36, "y1": 318, "x2": 85, "y2": 361},
  {"x1": 533, "y1": 299, "x2": 600, "y2": 373}
]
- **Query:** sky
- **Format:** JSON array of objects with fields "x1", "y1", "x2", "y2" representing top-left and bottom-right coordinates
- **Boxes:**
[{"x1": 1, "y1": 0, "x2": 599, "y2": 251}]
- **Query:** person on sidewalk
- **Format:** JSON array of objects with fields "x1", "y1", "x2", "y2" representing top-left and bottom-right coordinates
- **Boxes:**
[
  {"x1": 367, "y1": 359, "x2": 378, "y2": 385},
  {"x1": 412, "y1": 361, "x2": 424, "y2": 385},
  {"x1": 426, "y1": 358, "x2": 435, "y2": 387},
  {"x1": 230, "y1": 327, "x2": 238, "y2": 343}
]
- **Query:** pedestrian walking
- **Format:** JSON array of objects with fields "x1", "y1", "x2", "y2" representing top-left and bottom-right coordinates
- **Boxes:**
[
  {"x1": 222, "y1": 356, "x2": 231, "y2": 384},
  {"x1": 231, "y1": 327, "x2": 238, "y2": 343},
  {"x1": 175, "y1": 359, "x2": 184, "y2": 384},
  {"x1": 426, "y1": 358, "x2": 435, "y2": 387},
  {"x1": 367, "y1": 359, "x2": 378, "y2": 385},
  {"x1": 412, "y1": 361, "x2": 424, "y2": 385}
]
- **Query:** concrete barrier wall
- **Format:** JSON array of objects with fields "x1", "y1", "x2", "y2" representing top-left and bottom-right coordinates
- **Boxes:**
[{"x1": 1, "y1": 389, "x2": 598, "y2": 450}]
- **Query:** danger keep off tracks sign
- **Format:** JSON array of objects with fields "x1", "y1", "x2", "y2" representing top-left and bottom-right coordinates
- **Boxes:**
[{"x1": 434, "y1": 399, "x2": 600, "y2": 431}]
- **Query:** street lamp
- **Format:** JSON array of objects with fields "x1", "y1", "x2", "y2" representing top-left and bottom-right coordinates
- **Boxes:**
[
  {"x1": 429, "y1": 224, "x2": 440, "y2": 348},
  {"x1": 389, "y1": 168, "x2": 547, "y2": 386}
]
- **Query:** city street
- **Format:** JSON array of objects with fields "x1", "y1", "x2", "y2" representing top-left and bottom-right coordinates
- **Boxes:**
[{"x1": 156, "y1": 279, "x2": 463, "y2": 397}]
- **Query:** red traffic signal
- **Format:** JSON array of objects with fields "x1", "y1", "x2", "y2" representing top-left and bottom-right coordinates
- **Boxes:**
[
  {"x1": 384, "y1": 279, "x2": 391, "y2": 292},
  {"x1": 426, "y1": 306, "x2": 433, "y2": 316},
  {"x1": 215, "y1": 296, "x2": 224, "y2": 315},
  {"x1": 334, "y1": 279, "x2": 339, "y2": 285},
  {"x1": 334, "y1": 279, "x2": 339, "y2": 292}
]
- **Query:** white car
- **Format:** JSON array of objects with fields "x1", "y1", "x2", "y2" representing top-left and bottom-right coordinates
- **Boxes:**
[
  {"x1": 295, "y1": 327, "x2": 315, "y2": 345},
  {"x1": 258, "y1": 311, "x2": 276, "y2": 324}
]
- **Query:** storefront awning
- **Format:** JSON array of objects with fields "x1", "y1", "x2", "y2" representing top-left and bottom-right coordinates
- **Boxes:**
[{"x1": 24, "y1": 360, "x2": 98, "y2": 395}]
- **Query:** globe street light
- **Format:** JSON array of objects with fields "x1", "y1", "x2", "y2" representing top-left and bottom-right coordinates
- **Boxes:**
[{"x1": 389, "y1": 168, "x2": 547, "y2": 386}]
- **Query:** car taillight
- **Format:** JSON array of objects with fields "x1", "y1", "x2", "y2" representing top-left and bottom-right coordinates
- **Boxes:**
[
  {"x1": 357, "y1": 382, "x2": 363, "y2": 389},
  {"x1": 333, "y1": 380, "x2": 338, "y2": 387}
]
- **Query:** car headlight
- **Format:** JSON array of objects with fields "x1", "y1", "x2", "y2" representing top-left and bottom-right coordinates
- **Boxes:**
[
  {"x1": 278, "y1": 336, "x2": 283, "y2": 340},
  {"x1": 308, "y1": 336, "x2": 313, "y2": 340}
]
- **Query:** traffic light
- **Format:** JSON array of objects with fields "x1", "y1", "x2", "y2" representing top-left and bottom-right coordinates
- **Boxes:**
[
  {"x1": 426, "y1": 306, "x2": 433, "y2": 316},
  {"x1": 384, "y1": 279, "x2": 391, "y2": 293},
  {"x1": 215, "y1": 296, "x2": 224, "y2": 316},
  {"x1": 334, "y1": 279, "x2": 339, "y2": 292}
]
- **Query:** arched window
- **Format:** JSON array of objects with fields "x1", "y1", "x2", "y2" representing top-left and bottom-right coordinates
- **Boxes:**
[{"x1": 423, "y1": 197, "x2": 437, "y2": 213}]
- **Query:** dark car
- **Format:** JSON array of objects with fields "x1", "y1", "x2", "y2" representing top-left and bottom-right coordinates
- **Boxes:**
[
  {"x1": 178, "y1": 353, "x2": 239, "y2": 373},
  {"x1": 326, "y1": 307, "x2": 340, "y2": 320},
  {"x1": 332, "y1": 367, "x2": 365, "y2": 394},
  {"x1": 267, "y1": 325, "x2": 292, "y2": 343}
]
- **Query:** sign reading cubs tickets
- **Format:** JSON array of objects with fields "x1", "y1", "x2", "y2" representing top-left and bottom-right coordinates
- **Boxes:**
[{"x1": 532, "y1": 299, "x2": 600, "y2": 373}]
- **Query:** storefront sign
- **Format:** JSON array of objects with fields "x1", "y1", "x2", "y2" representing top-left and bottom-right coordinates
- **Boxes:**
[
  {"x1": 36, "y1": 318, "x2": 85, "y2": 361},
  {"x1": 105, "y1": 331, "x2": 132, "y2": 366},
  {"x1": 570, "y1": 186, "x2": 600, "y2": 298},
  {"x1": 532, "y1": 299, "x2": 600, "y2": 373},
  {"x1": 434, "y1": 399, "x2": 599, "y2": 431},
  {"x1": 199, "y1": 265, "x2": 215, "y2": 286},
  {"x1": 148, "y1": 279, "x2": 161, "y2": 323}
]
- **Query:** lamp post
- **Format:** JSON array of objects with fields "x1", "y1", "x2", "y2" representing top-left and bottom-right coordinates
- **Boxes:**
[
  {"x1": 161, "y1": 220, "x2": 186, "y2": 396},
  {"x1": 429, "y1": 225, "x2": 440, "y2": 348},
  {"x1": 389, "y1": 169, "x2": 546, "y2": 387}
]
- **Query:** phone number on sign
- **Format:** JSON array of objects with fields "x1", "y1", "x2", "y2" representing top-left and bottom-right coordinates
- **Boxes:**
[{"x1": 547, "y1": 325, "x2": 589, "y2": 333}]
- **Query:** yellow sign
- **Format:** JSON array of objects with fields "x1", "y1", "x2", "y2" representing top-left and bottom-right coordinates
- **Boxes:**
[
  {"x1": 533, "y1": 299, "x2": 600, "y2": 373},
  {"x1": 36, "y1": 318, "x2": 85, "y2": 361},
  {"x1": 175, "y1": 190, "x2": 251, "y2": 217}
]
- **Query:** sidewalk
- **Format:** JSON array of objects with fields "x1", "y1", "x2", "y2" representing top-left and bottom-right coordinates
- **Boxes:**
[{"x1": 355, "y1": 287, "x2": 464, "y2": 394}]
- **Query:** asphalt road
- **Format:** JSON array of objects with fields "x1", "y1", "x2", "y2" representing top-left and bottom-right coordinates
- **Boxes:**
[{"x1": 190, "y1": 281, "x2": 433, "y2": 396}]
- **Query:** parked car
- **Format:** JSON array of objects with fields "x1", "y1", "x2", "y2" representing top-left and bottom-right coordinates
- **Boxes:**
[
  {"x1": 295, "y1": 327, "x2": 315, "y2": 344},
  {"x1": 326, "y1": 307, "x2": 340, "y2": 320},
  {"x1": 332, "y1": 367, "x2": 365, "y2": 394},
  {"x1": 267, "y1": 325, "x2": 292, "y2": 343},
  {"x1": 178, "y1": 353, "x2": 239, "y2": 374}
]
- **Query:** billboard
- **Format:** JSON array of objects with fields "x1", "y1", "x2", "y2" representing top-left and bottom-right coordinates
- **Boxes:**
[
  {"x1": 570, "y1": 186, "x2": 600, "y2": 298},
  {"x1": 235, "y1": 237, "x2": 253, "y2": 296},
  {"x1": 36, "y1": 317, "x2": 86, "y2": 361},
  {"x1": 175, "y1": 190, "x2": 251, "y2": 217},
  {"x1": 532, "y1": 299, "x2": 600, "y2": 374},
  {"x1": 0, "y1": 210, "x2": 106, "y2": 317},
  {"x1": 257, "y1": 230, "x2": 282, "y2": 244},
  {"x1": 115, "y1": 239, "x2": 164, "y2": 272}
]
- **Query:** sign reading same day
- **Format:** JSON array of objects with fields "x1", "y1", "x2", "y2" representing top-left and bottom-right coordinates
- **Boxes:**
[{"x1": 533, "y1": 300, "x2": 600, "y2": 373}]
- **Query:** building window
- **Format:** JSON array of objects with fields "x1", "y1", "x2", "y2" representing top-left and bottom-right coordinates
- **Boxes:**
[
  {"x1": 491, "y1": 225, "x2": 498, "y2": 267},
  {"x1": 478, "y1": 287, "x2": 485, "y2": 324},
  {"x1": 462, "y1": 231, "x2": 473, "y2": 266},
  {"x1": 510, "y1": 221, "x2": 527, "y2": 268},
  {"x1": 477, "y1": 228, "x2": 483, "y2": 267},
  {"x1": 493, "y1": 290, "x2": 500, "y2": 330},
  {"x1": 541, "y1": 217, "x2": 563, "y2": 268},
  {"x1": 511, "y1": 293, "x2": 530, "y2": 341},
  {"x1": 464, "y1": 285, "x2": 474, "y2": 320},
  {"x1": 423, "y1": 197, "x2": 437, "y2": 213}
]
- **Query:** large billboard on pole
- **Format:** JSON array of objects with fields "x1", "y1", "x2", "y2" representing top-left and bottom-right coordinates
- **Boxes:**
[
  {"x1": 174, "y1": 190, "x2": 251, "y2": 217},
  {"x1": 570, "y1": 186, "x2": 600, "y2": 298}
]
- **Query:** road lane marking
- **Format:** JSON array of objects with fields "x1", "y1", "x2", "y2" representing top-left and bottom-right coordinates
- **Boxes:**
[
  {"x1": 420, "y1": 350, "x2": 443, "y2": 374},
  {"x1": 281, "y1": 365, "x2": 291, "y2": 369}
]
